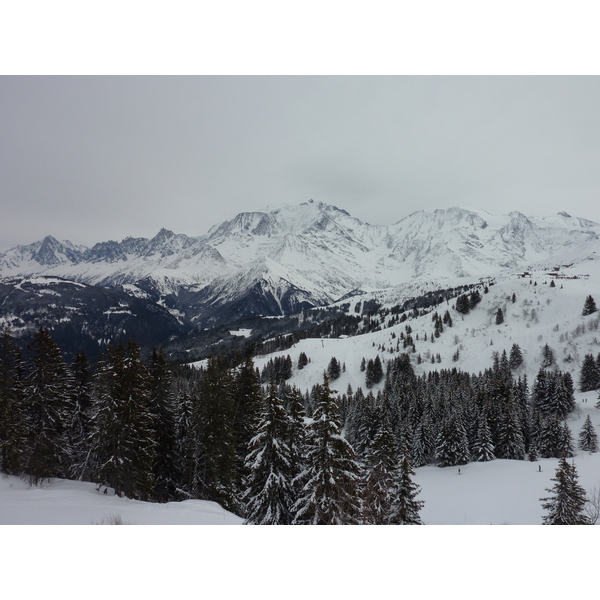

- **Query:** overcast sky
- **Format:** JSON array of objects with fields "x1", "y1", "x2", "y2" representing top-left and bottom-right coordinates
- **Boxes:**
[{"x1": 1, "y1": 76, "x2": 600, "y2": 250}]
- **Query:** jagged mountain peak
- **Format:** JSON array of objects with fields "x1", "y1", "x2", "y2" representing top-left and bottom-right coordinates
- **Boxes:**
[{"x1": 2, "y1": 201, "x2": 600, "y2": 326}]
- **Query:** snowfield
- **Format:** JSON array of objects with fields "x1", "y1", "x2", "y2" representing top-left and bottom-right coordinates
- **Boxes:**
[
  {"x1": 0, "y1": 475, "x2": 243, "y2": 525},
  {"x1": 416, "y1": 392, "x2": 600, "y2": 524}
]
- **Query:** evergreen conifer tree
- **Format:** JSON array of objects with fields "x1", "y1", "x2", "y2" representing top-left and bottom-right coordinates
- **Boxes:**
[
  {"x1": 548, "y1": 373, "x2": 576, "y2": 419},
  {"x1": 472, "y1": 413, "x2": 496, "y2": 462},
  {"x1": 537, "y1": 415, "x2": 564, "y2": 459},
  {"x1": 23, "y1": 327, "x2": 75, "y2": 484},
  {"x1": 579, "y1": 354, "x2": 600, "y2": 391},
  {"x1": 0, "y1": 327, "x2": 26, "y2": 475},
  {"x1": 69, "y1": 350, "x2": 93, "y2": 481},
  {"x1": 298, "y1": 352, "x2": 308, "y2": 370},
  {"x1": 195, "y1": 356, "x2": 239, "y2": 513},
  {"x1": 435, "y1": 413, "x2": 470, "y2": 467},
  {"x1": 327, "y1": 357, "x2": 341, "y2": 381},
  {"x1": 496, "y1": 401, "x2": 525, "y2": 460},
  {"x1": 541, "y1": 457, "x2": 589, "y2": 525},
  {"x1": 582, "y1": 295, "x2": 597, "y2": 316},
  {"x1": 244, "y1": 383, "x2": 295, "y2": 525},
  {"x1": 285, "y1": 385, "x2": 306, "y2": 504},
  {"x1": 232, "y1": 356, "x2": 264, "y2": 491},
  {"x1": 90, "y1": 340, "x2": 156, "y2": 501},
  {"x1": 541, "y1": 344, "x2": 555, "y2": 368},
  {"x1": 148, "y1": 348, "x2": 180, "y2": 502},
  {"x1": 509, "y1": 343, "x2": 523, "y2": 370},
  {"x1": 361, "y1": 405, "x2": 399, "y2": 525},
  {"x1": 578, "y1": 415, "x2": 598, "y2": 453},
  {"x1": 495, "y1": 308, "x2": 504, "y2": 325},
  {"x1": 388, "y1": 447, "x2": 424, "y2": 525},
  {"x1": 455, "y1": 295, "x2": 470, "y2": 315},
  {"x1": 293, "y1": 375, "x2": 361, "y2": 524}
]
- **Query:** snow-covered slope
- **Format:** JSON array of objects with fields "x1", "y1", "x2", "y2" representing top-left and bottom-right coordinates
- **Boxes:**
[
  {"x1": 2, "y1": 202, "x2": 599, "y2": 320},
  {"x1": 249, "y1": 254, "x2": 600, "y2": 396},
  {"x1": 0, "y1": 476, "x2": 242, "y2": 525}
]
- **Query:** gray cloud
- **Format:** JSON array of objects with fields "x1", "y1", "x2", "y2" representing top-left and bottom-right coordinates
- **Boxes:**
[{"x1": 1, "y1": 76, "x2": 600, "y2": 249}]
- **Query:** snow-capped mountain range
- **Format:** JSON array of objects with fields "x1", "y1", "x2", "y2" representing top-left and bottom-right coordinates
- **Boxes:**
[{"x1": 1, "y1": 201, "x2": 599, "y2": 323}]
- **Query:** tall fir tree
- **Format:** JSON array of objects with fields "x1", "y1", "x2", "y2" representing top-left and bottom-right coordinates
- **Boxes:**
[
  {"x1": 541, "y1": 344, "x2": 555, "y2": 368},
  {"x1": 232, "y1": 357, "x2": 264, "y2": 490},
  {"x1": 435, "y1": 413, "x2": 470, "y2": 467},
  {"x1": 195, "y1": 356, "x2": 239, "y2": 513},
  {"x1": 284, "y1": 385, "x2": 306, "y2": 504},
  {"x1": 243, "y1": 383, "x2": 295, "y2": 525},
  {"x1": 495, "y1": 308, "x2": 504, "y2": 325},
  {"x1": 541, "y1": 457, "x2": 589, "y2": 525},
  {"x1": 582, "y1": 295, "x2": 597, "y2": 316},
  {"x1": 69, "y1": 350, "x2": 93, "y2": 481},
  {"x1": 90, "y1": 340, "x2": 156, "y2": 501},
  {"x1": 0, "y1": 327, "x2": 27, "y2": 475},
  {"x1": 509, "y1": 343, "x2": 523, "y2": 370},
  {"x1": 388, "y1": 447, "x2": 424, "y2": 525},
  {"x1": 293, "y1": 375, "x2": 361, "y2": 525},
  {"x1": 148, "y1": 348, "x2": 180, "y2": 502},
  {"x1": 496, "y1": 399, "x2": 525, "y2": 460},
  {"x1": 23, "y1": 327, "x2": 75, "y2": 484},
  {"x1": 538, "y1": 415, "x2": 567, "y2": 459},
  {"x1": 579, "y1": 354, "x2": 600, "y2": 392},
  {"x1": 361, "y1": 402, "x2": 400, "y2": 524},
  {"x1": 472, "y1": 413, "x2": 496, "y2": 462},
  {"x1": 578, "y1": 415, "x2": 598, "y2": 453}
]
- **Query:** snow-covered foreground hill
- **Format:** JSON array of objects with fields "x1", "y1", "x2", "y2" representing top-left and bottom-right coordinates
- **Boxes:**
[
  {"x1": 0, "y1": 476, "x2": 243, "y2": 525},
  {"x1": 2, "y1": 391, "x2": 599, "y2": 525}
]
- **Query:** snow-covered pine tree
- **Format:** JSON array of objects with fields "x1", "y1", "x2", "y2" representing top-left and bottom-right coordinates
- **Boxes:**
[
  {"x1": 537, "y1": 414, "x2": 565, "y2": 459},
  {"x1": 541, "y1": 457, "x2": 590, "y2": 525},
  {"x1": 148, "y1": 348, "x2": 180, "y2": 502},
  {"x1": 23, "y1": 327, "x2": 76, "y2": 484},
  {"x1": 578, "y1": 415, "x2": 598, "y2": 453},
  {"x1": 455, "y1": 294, "x2": 470, "y2": 315},
  {"x1": 293, "y1": 375, "x2": 361, "y2": 525},
  {"x1": 69, "y1": 350, "x2": 93, "y2": 481},
  {"x1": 388, "y1": 446, "x2": 424, "y2": 525},
  {"x1": 495, "y1": 308, "x2": 504, "y2": 325},
  {"x1": 349, "y1": 390, "x2": 379, "y2": 459},
  {"x1": 557, "y1": 421, "x2": 575, "y2": 458},
  {"x1": 509, "y1": 343, "x2": 523, "y2": 370},
  {"x1": 410, "y1": 415, "x2": 434, "y2": 467},
  {"x1": 579, "y1": 354, "x2": 600, "y2": 392},
  {"x1": 0, "y1": 327, "x2": 26, "y2": 475},
  {"x1": 361, "y1": 403, "x2": 400, "y2": 525},
  {"x1": 548, "y1": 372, "x2": 576, "y2": 419},
  {"x1": 469, "y1": 290, "x2": 482, "y2": 309},
  {"x1": 232, "y1": 356, "x2": 264, "y2": 492},
  {"x1": 435, "y1": 413, "x2": 470, "y2": 467},
  {"x1": 195, "y1": 356, "x2": 239, "y2": 513},
  {"x1": 90, "y1": 340, "x2": 156, "y2": 501},
  {"x1": 496, "y1": 400, "x2": 525, "y2": 460},
  {"x1": 244, "y1": 383, "x2": 295, "y2": 525},
  {"x1": 582, "y1": 295, "x2": 597, "y2": 316},
  {"x1": 297, "y1": 352, "x2": 308, "y2": 370},
  {"x1": 532, "y1": 369, "x2": 550, "y2": 414},
  {"x1": 472, "y1": 413, "x2": 496, "y2": 462},
  {"x1": 327, "y1": 357, "x2": 341, "y2": 381},
  {"x1": 285, "y1": 385, "x2": 306, "y2": 504},
  {"x1": 541, "y1": 344, "x2": 555, "y2": 368}
]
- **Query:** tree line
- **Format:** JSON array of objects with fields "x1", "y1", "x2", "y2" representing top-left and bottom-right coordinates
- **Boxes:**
[{"x1": 0, "y1": 326, "x2": 423, "y2": 524}]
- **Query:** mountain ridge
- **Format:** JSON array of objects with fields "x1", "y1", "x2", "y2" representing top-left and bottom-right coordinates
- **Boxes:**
[{"x1": 2, "y1": 202, "x2": 599, "y2": 324}]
